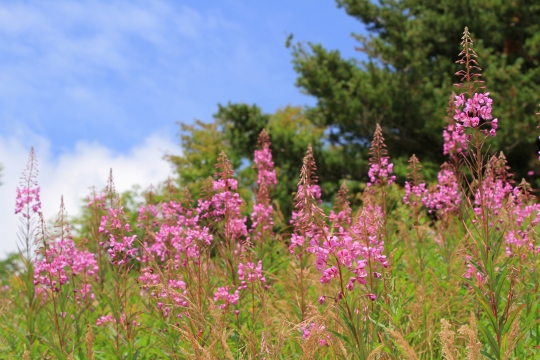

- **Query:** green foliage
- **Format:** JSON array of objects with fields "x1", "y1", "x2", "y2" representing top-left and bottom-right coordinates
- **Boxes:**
[
  {"x1": 0, "y1": 253, "x2": 19, "y2": 284},
  {"x1": 168, "y1": 105, "x2": 368, "y2": 221},
  {"x1": 291, "y1": 0, "x2": 540, "y2": 180},
  {"x1": 215, "y1": 103, "x2": 270, "y2": 160},
  {"x1": 167, "y1": 120, "x2": 239, "y2": 199}
]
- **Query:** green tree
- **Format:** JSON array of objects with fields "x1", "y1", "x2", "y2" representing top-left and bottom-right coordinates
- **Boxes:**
[
  {"x1": 166, "y1": 119, "x2": 242, "y2": 200},
  {"x1": 168, "y1": 105, "x2": 365, "y2": 221},
  {"x1": 290, "y1": 0, "x2": 540, "y2": 180}
]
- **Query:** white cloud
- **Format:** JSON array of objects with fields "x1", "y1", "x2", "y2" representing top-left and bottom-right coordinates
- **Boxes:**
[
  {"x1": 0, "y1": 131, "x2": 181, "y2": 257},
  {"x1": 0, "y1": 1, "x2": 235, "y2": 78},
  {"x1": 0, "y1": 0, "x2": 243, "y2": 137}
]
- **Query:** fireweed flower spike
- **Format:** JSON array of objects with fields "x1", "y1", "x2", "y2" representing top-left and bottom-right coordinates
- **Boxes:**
[
  {"x1": 237, "y1": 260, "x2": 266, "y2": 286},
  {"x1": 473, "y1": 155, "x2": 514, "y2": 219},
  {"x1": 505, "y1": 180, "x2": 540, "y2": 257},
  {"x1": 366, "y1": 123, "x2": 394, "y2": 254},
  {"x1": 198, "y1": 151, "x2": 248, "y2": 245},
  {"x1": 16, "y1": 147, "x2": 42, "y2": 261},
  {"x1": 15, "y1": 147, "x2": 41, "y2": 219},
  {"x1": 450, "y1": 28, "x2": 540, "y2": 358},
  {"x1": 403, "y1": 155, "x2": 427, "y2": 209},
  {"x1": 34, "y1": 196, "x2": 98, "y2": 303},
  {"x1": 298, "y1": 147, "x2": 387, "y2": 297},
  {"x1": 253, "y1": 130, "x2": 277, "y2": 189},
  {"x1": 454, "y1": 27, "x2": 498, "y2": 138},
  {"x1": 304, "y1": 170, "x2": 386, "y2": 353},
  {"x1": 423, "y1": 163, "x2": 461, "y2": 215},
  {"x1": 329, "y1": 182, "x2": 352, "y2": 229},
  {"x1": 289, "y1": 144, "x2": 325, "y2": 254},
  {"x1": 99, "y1": 202, "x2": 138, "y2": 265},
  {"x1": 143, "y1": 200, "x2": 211, "y2": 264},
  {"x1": 301, "y1": 323, "x2": 331, "y2": 347},
  {"x1": 288, "y1": 145, "x2": 326, "y2": 321},
  {"x1": 443, "y1": 92, "x2": 469, "y2": 160},
  {"x1": 250, "y1": 130, "x2": 277, "y2": 246},
  {"x1": 367, "y1": 124, "x2": 396, "y2": 188}
]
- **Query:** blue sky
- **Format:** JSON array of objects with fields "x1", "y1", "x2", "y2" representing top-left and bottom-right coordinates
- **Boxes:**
[
  {"x1": 0, "y1": 0, "x2": 365, "y2": 155},
  {"x1": 0, "y1": 0, "x2": 367, "y2": 255}
]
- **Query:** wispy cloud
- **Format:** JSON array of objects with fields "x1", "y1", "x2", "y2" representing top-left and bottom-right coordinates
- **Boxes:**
[
  {"x1": 0, "y1": 1, "x2": 233, "y2": 72},
  {"x1": 0, "y1": 0, "x2": 249, "y2": 154},
  {"x1": 0, "y1": 130, "x2": 180, "y2": 256}
]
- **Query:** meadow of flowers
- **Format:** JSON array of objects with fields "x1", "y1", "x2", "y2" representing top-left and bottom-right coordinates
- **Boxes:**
[{"x1": 1, "y1": 28, "x2": 540, "y2": 360}]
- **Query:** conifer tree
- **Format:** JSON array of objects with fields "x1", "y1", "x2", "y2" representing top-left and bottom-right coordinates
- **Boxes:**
[{"x1": 291, "y1": 0, "x2": 540, "y2": 179}]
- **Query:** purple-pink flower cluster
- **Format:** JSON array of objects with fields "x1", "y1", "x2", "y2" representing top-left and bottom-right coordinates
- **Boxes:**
[
  {"x1": 96, "y1": 313, "x2": 140, "y2": 328},
  {"x1": 96, "y1": 315, "x2": 115, "y2": 326},
  {"x1": 403, "y1": 182, "x2": 427, "y2": 207},
  {"x1": 250, "y1": 132, "x2": 277, "y2": 243},
  {"x1": 238, "y1": 260, "x2": 267, "y2": 289},
  {"x1": 86, "y1": 191, "x2": 106, "y2": 209},
  {"x1": 15, "y1": 187, "x2": 41, "y2": 218},
  {"x1": 423, "y1": 168, "x2": 461, "y2": 215},
  {"x1": 463, "y1": 256, "x2": 484, "y2": 287},
  {"x1": 309, "y1": 202, "x2": 387, "y2": 294},
  {"x1": 142, "y1": 201, "x2": 212, "y2": 264},
  {"x1": 367, "y1": 157, "x2": 396, "y2": 187},
  {"x1": 250, "y1": 204, "x2": 274, "y2": 241},
  {"x1": 34, "y1": 236, "x2": 98, "y2": 302},
  {"x1": 214, "y1": 260, "x2": 267, "y2": 311},
  {"x1": 254, "y1": 147, "x2": 277, "y2": 188},
  {"x1": 443, "y1": 122, "x2": 469, "y2": 156},
  {"x1": 454, "y1": 92, "x2": 498, "y2": 137},
  {"x1": 473, "y1": 174, "x2": 513, "y2": 218},
  {"x1": 198, "y1": 178, "x2": 248, "y2": 241},
  {"x1": 505, "y1": 187, "x2": 540, "y2": 256},
  {"x1": 302, "y1": 323, "x2": 331, "y2": 347},
  {"x1": 99, "y1": 205, "x2": 138, "y2": 265},
  {"x1": 367, "y1": 124, "x2": 396, "y2": 187},
  {"x1": 139, "y1": 267, "x2": 189, "y2": 315},
  {"x1": 289, "y1": 185, "x2": 323, "y2": 252},
  {"x1": 214, "y1": 286, "x2": 240, "y2": 310},
  {"x1": 15, "y1": 148, "x2": 41, "y2": 219}
]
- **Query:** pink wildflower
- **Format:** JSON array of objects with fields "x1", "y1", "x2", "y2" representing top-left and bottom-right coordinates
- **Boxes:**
[
  {"x1": 454, "y1": 28, "x2": 498, "y2": 138},
  {"x1": 423, "y1": 167, "x2": 461, "y2": 215},
  {"x1": 302, "y1": 323, "x2": 331, "y2": 346},
  {"x1": 504, "y1": 183, "x2": 540, "y2": 256},
  {"x1": 443, "y1": 122, "x2": 469, "y2": 157},
  {"x1": 99, "y1": 198, "x2": 139, "y2": 265},
  {"x1": 238, "y1": 260, "x2": 266, "y2": 284},
  {"x1": 198, "y1": 153, "x2": 248, "y2": 244},
  {"x1": 403, "y1": 182, "x2": 427, "y2": 206},
  {"x1": 454, "y1": 93, "x2": 498, "y2": 136},
  {"x1": 34, "y1": 198, "x2": 98, "y2": 303},
  {"x1": 143, "y1": 200, "x2": 212, "y2": 265},
  {"x1": 367, "y1": 124, "x2": 396, "y2": 187},
  {"x1": 253, "y1": 130, "x2": 277, "y2": 188},
  {"x1": 15, "y1": 148, "x2": 41, "y2": 219},
  {"x1": 96, "y1": 315, "x2": 115, "y2": 326},
  {"x1": 214, "y1": 286, "x2": 240, "y2": 310}
]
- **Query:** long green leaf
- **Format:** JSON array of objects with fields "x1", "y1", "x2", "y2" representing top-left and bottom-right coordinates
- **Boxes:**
[
  {"x1": 327, "y1": 329, "x2": 353, "y2": 347},
  {"x1": 475, "y1": 295, "x2": 499, "y2": 332},
  {"x1": 478, "y1": 321, "x2": 500, "y2": 359},
  {"x1": 502, "y1": 304, "x2": 525, "y2": 336}
]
